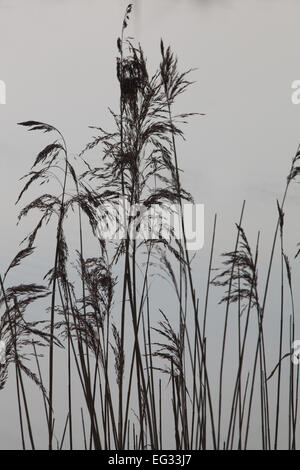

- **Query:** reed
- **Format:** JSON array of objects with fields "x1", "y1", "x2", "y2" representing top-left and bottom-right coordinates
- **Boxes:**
[{"x1": 0, "y1": 4, "x2": 299, "y2": 450}]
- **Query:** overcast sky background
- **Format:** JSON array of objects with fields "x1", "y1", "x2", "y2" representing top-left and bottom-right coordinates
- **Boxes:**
[{"x1": 1, "y1": 0, "x2": 300, "y2": 449}]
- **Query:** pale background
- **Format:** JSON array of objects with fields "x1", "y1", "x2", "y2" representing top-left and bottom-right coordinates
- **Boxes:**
[{"x1": 1, "y1": 0, "x2": 300, "y2": 449}]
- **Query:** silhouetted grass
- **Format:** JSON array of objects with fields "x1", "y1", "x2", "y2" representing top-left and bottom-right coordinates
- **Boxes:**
[{"x1": 0, "y1": 4, "x2": 299, "y2": 450}]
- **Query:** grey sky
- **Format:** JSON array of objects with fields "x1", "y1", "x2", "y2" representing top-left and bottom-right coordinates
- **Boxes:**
[
  {"x1": 1, "y1": 0, "x2": 300, "y2": 449},
  {"x1": 1, "y1": 0, "x2": 300, "y2": 253}
]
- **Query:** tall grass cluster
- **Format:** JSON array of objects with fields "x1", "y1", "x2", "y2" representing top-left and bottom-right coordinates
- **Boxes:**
[{"x1": 0, "y1": 5, "x2": 299, "y2": 450}]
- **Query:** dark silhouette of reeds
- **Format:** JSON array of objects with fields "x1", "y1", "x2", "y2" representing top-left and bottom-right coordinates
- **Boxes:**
[{"x1": 0, "y1": 4, "x2": 299, "y2": 450}]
